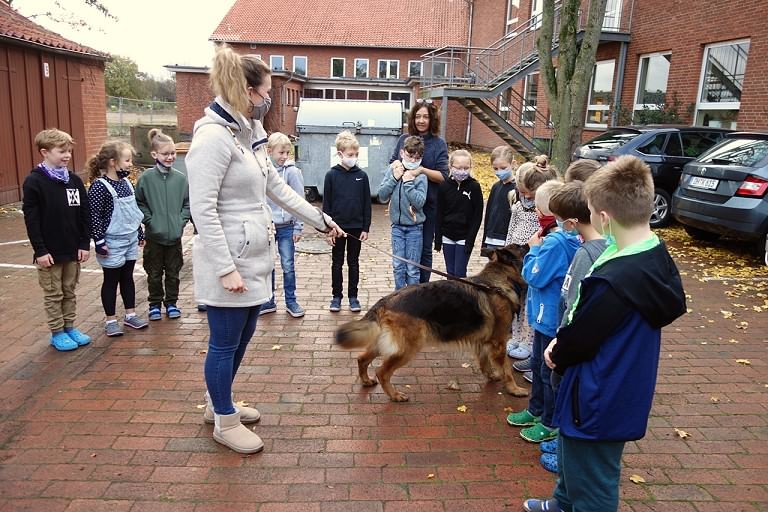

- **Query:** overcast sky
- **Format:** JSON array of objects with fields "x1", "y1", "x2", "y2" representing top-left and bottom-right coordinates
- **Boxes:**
[{"x1": 15, "y1": 0, "x2": 237, "y2": 78}]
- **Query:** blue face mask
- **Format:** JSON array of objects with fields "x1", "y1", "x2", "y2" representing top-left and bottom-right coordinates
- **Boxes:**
[
  {"x1": 556, "y1": 219, "x2": 579, "y2": 236},
  {"x1": 601, "y1": 217, "x2": 616, "y2": 245},
  {"x1": 520, "y1": 196, "x2": 535, "y2": 209},
  {"x1": 494, "y1": 168, "x2": 513, "y2": 181}
]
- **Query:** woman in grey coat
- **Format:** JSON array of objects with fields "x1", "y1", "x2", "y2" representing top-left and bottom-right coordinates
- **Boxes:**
[{"x1": 186, "y1": 44, "x2": 343, "y2": 454}]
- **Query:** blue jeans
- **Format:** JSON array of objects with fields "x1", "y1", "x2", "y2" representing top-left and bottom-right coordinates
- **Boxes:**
[
  {"x1": 204, "y1": 305, "x2": 261, "y2": 415},
  {"x1": 392, "y1": 224, "x2": 423, "y2": 290},
  {"x1": 553, "y1": 434, "x2": 625, "y2": 512},
  {"x1": 527, "y1": 329, "x2": 555, "y2": 427},
  {"x1": 442, "y1": 240, "x2": 470, "y2": 278},
  {"x1": 271, "y1": 225, "x2": 297, "y2": 305}
]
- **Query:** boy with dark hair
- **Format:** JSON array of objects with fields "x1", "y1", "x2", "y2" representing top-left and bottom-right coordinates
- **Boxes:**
[
  {"x1": 377, "y1": 136, "x2": 428, "y2": 289},
  {"x1": 22, "y1": 129, "x2": 92, "y2": 351},
  {"x1": 524, "y1": 155, "x2": 686, "y2": 512}
]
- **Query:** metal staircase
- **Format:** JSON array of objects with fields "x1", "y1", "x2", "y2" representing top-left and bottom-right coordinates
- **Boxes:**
[{"x1": 419, "y1": 1, "x2": 633, "y2": 154}]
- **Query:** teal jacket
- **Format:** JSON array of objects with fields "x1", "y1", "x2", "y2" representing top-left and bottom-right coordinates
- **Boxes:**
[{"x1": 135, "y1": 165, "x2": 191, "y2": 245}]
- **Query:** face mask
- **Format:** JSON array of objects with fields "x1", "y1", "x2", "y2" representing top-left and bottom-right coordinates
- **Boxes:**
[
  {"x1": 495, "y1": 168, "x2": 513, "y2": 181},
  {"x1": 340, "y1": 155, "x2": 357, "y2": 168},
  {"x1": 403, "y1": 159, "x2": 422, "y2": 170},
  {"x1": 539, "y1": 214, "x2": 557, "y2": 231},
  {"x1": 601, "y1": 217, "x2": 616, "y2": 246},
  {"x1": 556, "y1": 219, "x2": 579, "y2": 236},
  {"x1": 520, "y1": 196, "x2": 535, "y2": 209},
  {"x1": 451, "y1": 169, "x2": 470, "y2": 182},
  {"x1": 249, "y1": 95, "x2": 272, "y2": 120}
]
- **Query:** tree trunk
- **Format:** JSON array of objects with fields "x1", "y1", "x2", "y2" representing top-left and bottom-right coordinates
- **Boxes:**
[{"x1": 537, "y1": 0, "x2": 608, "y2": 174}]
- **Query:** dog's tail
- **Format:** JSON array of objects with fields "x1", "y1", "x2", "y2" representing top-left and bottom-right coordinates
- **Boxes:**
[{"x1": 335, "y1": 318, "x2": 380, "y2": 349}]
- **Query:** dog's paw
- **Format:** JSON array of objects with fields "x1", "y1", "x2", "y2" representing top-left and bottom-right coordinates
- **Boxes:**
[
  {"x1": 390, "y1": 392, "x2": 409, "y2": 402},
  {"x1": 505, "y1": 384, "x2": 529, "y2": 397},
  {"x1": 361, "y1": 377, "x2": 378, "y2": 387}
]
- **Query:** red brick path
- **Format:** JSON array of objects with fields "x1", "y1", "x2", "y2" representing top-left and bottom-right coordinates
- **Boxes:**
[{"x1": 0, "y1": 205, "x2": 766, "y2": 511}]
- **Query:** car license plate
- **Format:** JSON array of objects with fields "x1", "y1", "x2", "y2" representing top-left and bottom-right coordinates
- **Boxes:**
[{"x1": 690, "y1": 177, "x2": 719, "y2": 190}]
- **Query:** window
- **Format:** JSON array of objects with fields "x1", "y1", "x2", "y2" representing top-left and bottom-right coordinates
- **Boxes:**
[
  {"x1": 586, "y1": 60, "x2": 615, "y2": 127},
  {"x1": 602, "y1": 0, "x2": 623, "y2": 31},
  {"x1": 369, "y1": 90, "x2": 389, "y2": 100},
  {"x1": 354, "y1": 59, "x2": 369, "y2": 78},
  {"x1": 506, "y1": 0, "x2": 520, "y2": 29},
  {"x1": 391, "y1": 92, "x2": 411, "y2": 108},
  {"x1": 634, "y1": 53, "x2": 671, "y2": 118},
  {"x1": 347, "y1": 89, "x2": 367, "y2": 100},
  {"x1": 681, "y1": 131, "x2": 723, "y2": 158},
  {"x1": 331, "y1": 58, "x2": 345, "y2": 78},
  {"x1": 637, "y1": 133, "x2": 667, "y2": 155},
  {"x1": 409, "y1": 61, "x2": 423, "y2": 77},
  {"x1": 293, "y1": 56, "x2": 307, "y2": 76},
  {"x1": 695, "y1": 39, "x2": 750, "y2": 129},
  {"x1": 521, "y1": 73, "x2": 539, "y2": 125},
  {"x1": 665, "y1": 133, "x2": 683, "y2": 157},
  {"x1": 269, "y1": 55, "x2": 284, "y2": 71},
  {"x1": 425, "y1": 61, "x2": 448, "y2": 78},
  {"x1": 531, "y1": 0, "x2": 543, "y2": 29},
  {"x1": 378, "y1": 59, "x2": 399, "y2": 79},
  {"x1": 303, "y1": 89, "x2": 323, "y2": 99}
]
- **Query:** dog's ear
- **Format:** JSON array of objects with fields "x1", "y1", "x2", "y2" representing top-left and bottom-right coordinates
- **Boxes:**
[{"x1": 495, "y1": 245, "x2": 522, "y2": 267}]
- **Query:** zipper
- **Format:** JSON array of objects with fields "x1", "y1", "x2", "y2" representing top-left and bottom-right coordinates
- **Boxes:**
[
  {"x1": 571, "y1": 376, "x2": 581, "y2": 426},
  {"x1": 537, "y1": 303, "x2": 545, "y2": 323}
]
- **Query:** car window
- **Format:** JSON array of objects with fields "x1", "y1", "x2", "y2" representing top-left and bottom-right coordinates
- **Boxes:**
[
  {"x1": 665, "y1": 133, "x2": 683, "y2": 157},
  {"x1": 584, "y1": 130, "x2": 642, "y2": 150},
  {"x1": 637, "y1": 133, "x2": 667, "y2": 155},
  {"x1": 699, "y1": 138, "x2": 768, "y2": 167},
  {"x1": 681, "y1": 131, "x2": 723, "y2": 158}
]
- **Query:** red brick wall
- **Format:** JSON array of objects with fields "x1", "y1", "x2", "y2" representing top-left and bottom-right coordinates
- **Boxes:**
[
  {"x1": 176, "y1": 72, "x2": 212, "y2": 137},
  {"x1": 79, "y1": 59, "x2": 107, "y2": 166}
]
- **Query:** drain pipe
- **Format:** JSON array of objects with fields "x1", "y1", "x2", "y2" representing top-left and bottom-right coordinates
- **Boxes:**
[
  {"x1": 465, "y1": 0, "x2": 475, "y2": 145},
  {"x1": 611, "y1": 41, "x2": 628, "y2": 127}
]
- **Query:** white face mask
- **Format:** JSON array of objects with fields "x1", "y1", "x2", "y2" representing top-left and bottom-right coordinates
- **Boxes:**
[
  {"x1": 403, "y1": 159, "x2": 422, "y2": 170},
  {"x1": 340, "y1": 154, "x2": 357, "y2": 168}
]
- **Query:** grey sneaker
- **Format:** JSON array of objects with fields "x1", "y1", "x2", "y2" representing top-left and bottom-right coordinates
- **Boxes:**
[
  {"x1": 286, "y1": 302, "x2": 305, "y2": 318},
  {"x1": 124, "y1": 315, "x2": 148, "y2": 330},
  {"x1": 105, "y1": 321, "x2": 123, "y2": 337},
  {"x1": 259, "y1": 300, "x2": 277, "y2": 316},
  {"x1": 329, "y1": 297, "x2": 342, "y2": 312},
  {"x1": 513, "y1": 357, "x2": 532, "y2": 372},
  {"x1": 349, "y1": 297, "x2": 362, "y2": 312},
  {"x1": 523, "y1": 370, "x2": 533, "y2": 383}
]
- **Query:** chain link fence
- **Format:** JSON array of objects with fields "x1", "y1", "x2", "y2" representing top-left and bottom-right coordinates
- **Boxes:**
[{"x1": 106, "y1": 96, "x2": 177, "y2": 139}]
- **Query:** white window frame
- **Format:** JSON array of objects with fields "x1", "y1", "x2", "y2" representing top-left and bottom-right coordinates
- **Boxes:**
[
  {"x1": 330, "y1": 58, "x2": 346, "y2": 78},
  {"x1": 694, "y1": 38, "x2": 750, "y2": 128},
  {"x1": 585, "y1": 59, "x2": 616, "y2": 129},
  {"x1": 408, "y1": 60, "x2": 423, "y2": 77},
  {"x1": 530, "y1": 0, "x2": 543, "y2": 29},
  {"x1": 633, "y1": 52, "x2": 671, "y2": 114},
  {"x1": 269, "y1": 55, "x2": 284, "y2": 71},
  {"x1": 354, "y1": 58, "x2": 369, "y2": 78},
  {"x1": 521, "y1": 72, "x2": 539, "y2": 127},
  {"x1": 378, "y1": 59, "x2": 400, "y2": 79},
  {"x1": 506, "y1": 0, "x2": 520, "y2": 30},
  {"x1": 293, "y1": 56, "x2": 308, "y2": 76}
]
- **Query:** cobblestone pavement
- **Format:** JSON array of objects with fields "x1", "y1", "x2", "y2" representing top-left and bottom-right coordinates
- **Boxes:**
[{"x1": 0, "y1": 204, "x2": 766, "y2": 512}]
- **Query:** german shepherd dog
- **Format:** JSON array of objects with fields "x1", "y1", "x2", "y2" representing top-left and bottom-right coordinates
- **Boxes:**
[{"x1": 335, "y1": 245, "x2": 529, "y2": 402}]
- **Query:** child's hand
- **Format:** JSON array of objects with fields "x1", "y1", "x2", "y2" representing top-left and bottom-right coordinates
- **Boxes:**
[
  {"x1": 402, "y1": 171, "x2": 415, "y2": 183},
  {"x1": 293, "y1": 234, "x2": 302, "y2": 243},
  {"x1": 392, "y1": 161, "x2": 404, "y2": 180},
  {"x1": 544, "y1": 338, "x2": 557, "y2": 369},
  {"x1": 359, "y1": 231, "x2": 368, "y2": 242},
  {"x1": 324, "y1": 220, "x2": 346, "y2": 246},
  {"x1": 139, "y1": 240, "x2": 145, "y2": 247},
  {"x1": 95, "y1": 242, "x2": 109, "y2": 256},
  {"x1": 220, "y1": 270, "x2": 247, "y2": 293},
  {"x1": 36, "y1": 253, "x2": 54, "y2": 267},
  {"x1": 77, "y1": 249, "x2": 90, "y2": 263},
  {"x1": 528, "y1": 232, "x2": 542, "y2": 247}
]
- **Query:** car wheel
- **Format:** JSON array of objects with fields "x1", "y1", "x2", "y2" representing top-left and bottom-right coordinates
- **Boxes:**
[
  {"x1": 650, "y1": 189, "x2": 672, "y2": 228},
  {"x1": 683, "y1": 225, "x2": 720, "y2": 242}
]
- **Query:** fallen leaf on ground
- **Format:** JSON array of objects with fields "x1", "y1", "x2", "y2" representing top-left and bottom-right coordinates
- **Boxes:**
[
  {"x1": 629, "y1": 474, "x2": 646, "y2": 484},
  {"x1": 737, "y1": 321, "x2": 749, "y2": 330},
  {"x1": 461, "y1": 363, "x2": 471, "y2": 368},
  {"x1": 710, "y1": 397, "x2": 720, "y2": 403},
  {"x1": 446, "y1": 380, "x2": 461, "y2": 391},
  {"x1": 405, "y1": 385, "x2": 411, "y2": 389},
  {"x1": 271, "y1": 345, "x2": 282, "y2": 350},
  {"x1": 236, "y1": 400, "x2": 249, "y2": 407},
  {"x1": 736, "y1": 359, "x2": 751, "y2": 365},
  {"x1": 427, "y1": 473, "x2": 435, "y2": 479},
  {"x1": 503, "y1": 406, "x2": 514, "y2": 412},
  {"x1": 674, "y1": 428, "x2": 691, "y2": 439},
  {"x1": 198, "y1": 350, "x2": 207, "y2": 355},
  {"x1": 728, "y1": 339, "x2": 739, "y2": 343},
  {"x1": 196, "y1": 404, "x2": 206, "y2": 409},
  {"x1": 456, "y1": 405, "x2": 468, "y2": 413}
]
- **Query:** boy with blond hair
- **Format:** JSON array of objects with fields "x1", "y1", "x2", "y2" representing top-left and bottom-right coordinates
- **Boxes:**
[
  {"x1": 524, "y1": 156, "x2": 686, "y2": 512},
  {"x1": 261, "y1": 132, "x2": 307, "y2": 318},
  {"x1": 22, "y1": 129, "x2": 92, "y2": 351},
  {"x1": 323, "y1": 130, "x2": 371, "y2": 312}
]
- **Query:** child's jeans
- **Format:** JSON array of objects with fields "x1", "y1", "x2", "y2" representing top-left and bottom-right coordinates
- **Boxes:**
[
  {"x1": 392, "y1": 223, "x2": 423, "y2": 290},
  {"x1": 331, "y1": 228, "x2": 362, "y2": 298},
  {"x1": 271, "y1": 225, "x2": 298, "y2": 304},
  {"x1": 553, "y1": 434, "x2": 625, "y2": 512},
  {"x1": 37, "y1": 261, "x2": 80, "y2": 332},
  {"x1": 528, "y1": 329, "x2": 555, "y2": 427},
  {"x1": 204, "y1": 305, "x2": 261, "y2": 415},
  {"x1": 143, "y1": 239, "x2": 183, "y2": 306},
  {"x1": 442, "y1": 239, "x2": 470, "y2": 278}
]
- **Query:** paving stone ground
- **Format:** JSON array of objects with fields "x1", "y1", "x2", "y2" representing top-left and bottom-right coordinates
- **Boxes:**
[{"x1": 0, "y1": 203, "x2": 766, "y2": 512}]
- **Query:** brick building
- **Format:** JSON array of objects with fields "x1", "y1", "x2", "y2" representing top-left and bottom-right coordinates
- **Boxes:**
[
  {"x1": 172, "y1": 0, "x2": 767, "y2": 154},
  {"x1": 0, "y1": 1, "x2": 108, "y2": 204}
]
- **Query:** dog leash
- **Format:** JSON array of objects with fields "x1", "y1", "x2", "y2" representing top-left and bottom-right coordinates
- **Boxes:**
[{"x1": 343, "y1": 232, "x2": 512, "y2": 298}]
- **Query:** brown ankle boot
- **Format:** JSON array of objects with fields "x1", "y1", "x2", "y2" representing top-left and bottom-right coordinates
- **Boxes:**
[
  {"x1": 213, "y1": 411, "x2": 264, "y2": 454},
  {"x1": 203, "y1": 392, "x2": 261, "y2": 424}
]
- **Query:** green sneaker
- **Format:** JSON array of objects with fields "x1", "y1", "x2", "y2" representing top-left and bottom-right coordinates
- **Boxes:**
[
  {"x1": 520, "y1": 423, "x2": 558, "y2": 443},
  {"x1": 506, "y1": 409, "x2": 541, "y2": 427}
]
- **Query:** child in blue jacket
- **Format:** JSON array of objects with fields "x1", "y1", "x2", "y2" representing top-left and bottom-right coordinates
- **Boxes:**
[{"x1": 507, "y1": 179, "x2": 579, "y2": 444}]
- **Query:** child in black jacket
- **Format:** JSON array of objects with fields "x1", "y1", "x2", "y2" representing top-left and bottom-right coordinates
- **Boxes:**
[{"x1": 435, "y1": 149, "x2": 483, "y2": 278}]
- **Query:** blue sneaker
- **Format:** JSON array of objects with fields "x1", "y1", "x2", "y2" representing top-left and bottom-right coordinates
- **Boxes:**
[
  {"x1": 259, "y1": 300, "x2": 277, "y2": 315},
  {"x1": 64, "y1": 327, "x2": 91, "y2": 346},
  {"x1": 50, "y1": 331, "x2": 78, "y2": 351},
  {"x1": 148, "y1": 304, "x2": 162, "y2": 321},
  {"x1": 507, "y1": 343, "x2": 531, "y2": 359},
  {"x1": 329, "y1": 296, "x2": 342, "y2": 312},
  {"x1": 286, "y1": 302, "x2": 305, "y2": 318},
  {"x1": 540, "y1": 438, "x2": 558, "y2": 454},
  {"x1": 349, "y1": 297, "x2": 362, "y2": 312},
  {"x1": 166, "y1": 303, "x2": 181, "y2": 319},
  {"x1": 523, "y1": 498, "x2": 563, "y2": 512}
]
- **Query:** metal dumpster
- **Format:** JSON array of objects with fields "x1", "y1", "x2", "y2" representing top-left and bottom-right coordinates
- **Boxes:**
[{"x1": 295, "y1": 99, "x2": 403, "y2": 201}]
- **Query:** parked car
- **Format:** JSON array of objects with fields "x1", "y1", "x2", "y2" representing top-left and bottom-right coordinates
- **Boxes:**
[
  {"x1": 672, "y1": 132, "x2": 768, "y2": 265},
  {"x1": 573, "y1": 126, "x2": 732, "y2": 227}
]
